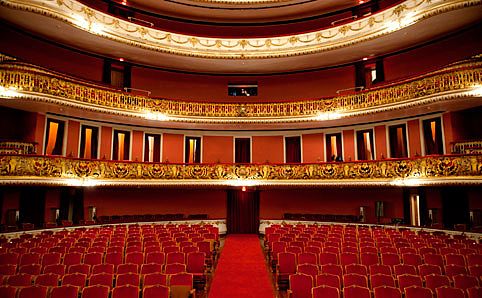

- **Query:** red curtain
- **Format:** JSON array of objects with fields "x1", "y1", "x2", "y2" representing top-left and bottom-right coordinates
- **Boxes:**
[
  {"x1": 285, "y1": 136, "x2": 301, "y2": 163},
  {"x1": 227, "y1": 190, "x2": 260, "y2": 234},
  {"x1": 235, "y1": 138, "x2": 251, "y2": 163}
]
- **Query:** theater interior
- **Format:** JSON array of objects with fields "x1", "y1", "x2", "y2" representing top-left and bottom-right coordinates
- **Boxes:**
[{"x1": 0, "y1": 0, "x2": 481, "y2": 297}]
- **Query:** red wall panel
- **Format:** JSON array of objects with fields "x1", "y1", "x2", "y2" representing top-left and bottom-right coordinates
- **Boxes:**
[
  {"x1": 83, "y1": 188, "x2": 227, "y2": 219},
  {"x1": 302, "y1": 133, "x2": 324, "y2": 162},
  {"x1": 442, "y1": 113, "x2": 455, "y2": 154},
  {"x1": 66, "y1": 120, "x2": 80, "y2": 158},
  {"x1": 384, "y1": 24, "x2": 482, "y2": 82},
  {"x1": 131, "y1": 65, "x2": 354, "y2": 100},
  {"x1": 374, "y1": 125, "x2": 387, "y2": 159},
  {"x1": 202, "y1": 136, "x2": 233, "y2": 163},
  {"x1": 44, "y1": 189, "x2": 61, "y2": 224},
  {"x1": 100, "y1": 126, "x2": 112, "y2": 159},
  {"x1": 1, "y1": 189, "x2": 20, "y2": 225},
  {"x1": 131, "y1": 130, "x2": 144, "y2": 161},
  {"x1": 260, "y1": 188, "x2": 404, "y2": 223},
  {"x1": 407, "y1": 119, "x2": 422, "y2": 157},
  {"x1": 1, "y1": 25, "x2": 103, "y2": 82},
  {"x1": 342, "y1": 130, "x2": 355, "y2": 161},
  {"x1": 252, "y1": 136, "x2": 284, "y2": 163},
  {"x1": 162, "y1": 133, "x2": 184, "y2": 163}
]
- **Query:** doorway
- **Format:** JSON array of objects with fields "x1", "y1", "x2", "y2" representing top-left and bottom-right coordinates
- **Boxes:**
[{"x1": 226, "y1": 189, "x2": 260, "y2": 234}]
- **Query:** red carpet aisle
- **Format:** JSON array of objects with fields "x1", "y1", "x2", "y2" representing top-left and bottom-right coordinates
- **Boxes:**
[{"x1": 208, "y1": 234, "x2": 275, "y2": 298}]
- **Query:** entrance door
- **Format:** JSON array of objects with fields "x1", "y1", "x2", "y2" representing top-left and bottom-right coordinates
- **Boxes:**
[
  {"x1": 227, "y1": 190, "x2": 260, "y2": 234},
  {"x1": 441, "y1": 187, "x2": 469, "y2": 229}
]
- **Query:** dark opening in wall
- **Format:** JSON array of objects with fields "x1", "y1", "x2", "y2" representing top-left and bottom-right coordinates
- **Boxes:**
[
  {"x1": 103, "y1": 59, "x2": 131, "y2": 89},
  {"x1": 228, "y1": 83, "x2": 258, "y2": 97}
]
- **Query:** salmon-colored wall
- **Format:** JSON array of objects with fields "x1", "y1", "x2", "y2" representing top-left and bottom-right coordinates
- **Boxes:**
[
  {"x1": 1, "y1": 25, "x2": 104, "y2": 83},
  {"x1": 162, "y1": 133, "x2": 184, "y2": 163},
  {"x1": 343, "y1": 130, "x2": 355, "y2": 161},
  {"x1": 66, "y1": 120, "x2": 80, "y2": 158},
  {"x1": 202, "y1": 136, "x2": 234, "y2": 163},
  {"x1": 375, "y1": 125, "x2": 387, "y2": 159},
  {"x1": 302, "y1": 133, "x2": 324, "y2": 162},
  {"x1": 35, "y1": 114, "x2": 46, "y2": 154},
  {"x1": 260, "y1": 188, "x2": 405, "y2": 223},
  {"x1": 252, "y1": 136, "x2": 284, "y2": 163},
  {"x1": 83, "y1": 188, "x2": 227, "y2": 219},
  {"x1": 131, "y1": 130, "x2": 144, "y2": 161},
  {"x1": 407, "y1": 119, "x2": 422, "y2": 157},
  {"x1": 100, "y1": 126, "x2": 112, "y2": 159}
]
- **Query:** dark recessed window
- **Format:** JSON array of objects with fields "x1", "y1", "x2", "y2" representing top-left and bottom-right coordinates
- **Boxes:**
[
  {"x1": 79, "y1": 125, "x2": 99, "y2": 159},
  {"x1": 228, "y1": 83, "x2": 258, "y2": 97},
  {"x1": 389, "y1": 124, "x2": 408, "y2": 158},
  {"x1": 422, "y1": 117, "x2": 444, "y2": 155},
  {"x1": 326, "y1": 133, "x2": 343, "y2": 161},
  {"x1": 103, "y1": 59, "x2": 131, "y2": 89},
  {"x1": 185, "y1": 136, "x2": 201, "y2": 163},
  {"x1": 144, "y1": 134, "x2": 161, "y2": 162},
  {"x1": 235, "y1": 138, "x2": 251, "y2": 163},
  {"x1": 112, "y1": 129, "x2": 131, "y2": 161},
  {"x1": 285, "y1": 136, "x2": 301, "y2": 163},
  {"x1": 44, "y1": 118, "x2": 65, "y2": 156},
  {"x1": 356, "y1": 129, "x2": 375, "y2": 160}
]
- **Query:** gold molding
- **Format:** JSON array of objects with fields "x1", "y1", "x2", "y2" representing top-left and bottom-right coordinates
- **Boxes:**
[
  {"x1": 0, "y1": 59, "x2": 481, "y2": 123},
  {"x1": 0, "y1": 154, "x2": 481, "y2": 187},
  {"x1": 1, "y1": 0, "x2": 480, "y2": 59}
]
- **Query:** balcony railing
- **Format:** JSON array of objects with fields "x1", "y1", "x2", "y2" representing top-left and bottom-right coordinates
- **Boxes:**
[
  {"x1": 0, "y1": 57, "x2": 481, "y2": 122},
  {"x1": 0, "y1": 154, "x2": 480, "y2": 187},
  {"x1": 452, "y1": 141, "x2": 482, "y2": 154},
  {"x1": 0, "y1": 141, "x2": 37, "y2": 155}
]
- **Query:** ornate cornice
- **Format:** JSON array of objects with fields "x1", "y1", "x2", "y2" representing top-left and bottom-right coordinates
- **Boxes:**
[
  {"x1": 1, "y1": 0, "x2": 480, "y2": 59},
  {"x1": 0, "y1": 154, "x2": 481, "y2": 187},
  {"x1": 0, "y1": 59, "x2": 481, "y2": 123}
]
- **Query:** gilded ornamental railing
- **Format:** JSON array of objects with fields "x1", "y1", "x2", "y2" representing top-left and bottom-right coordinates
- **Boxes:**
[
  {"x1": 452, "y1": 141, "x2": 482, "y2": 154},
  {"x1": 0, "y1": 141, "x2": 37, "y2": 155},
  {"x1": 0, "y1": 154, "x2": 480, "y2": 186},
  {"x1": 0, "y1": 58, "x2": 481, "y2": 120}
]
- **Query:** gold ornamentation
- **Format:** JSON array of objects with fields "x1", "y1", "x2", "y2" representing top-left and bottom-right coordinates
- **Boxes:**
[
  {"x1": 0, "y1": 58, "x2": 480, "y2": 122},
  {"x1": 0, "y1": 154, "x2": 480, "y2": 186},
  {"x1": 1, "y1": 0, "x2": 480, "y2": 59}
]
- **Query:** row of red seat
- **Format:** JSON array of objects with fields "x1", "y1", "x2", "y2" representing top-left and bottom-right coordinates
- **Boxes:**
[{"x1": 0, "y1": 284, "x2": 170, "y2": 298}]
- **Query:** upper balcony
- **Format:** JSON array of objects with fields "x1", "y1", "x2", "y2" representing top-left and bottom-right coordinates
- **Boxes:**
[
  {"x1": 0, "y1": 54, "x2": 481, "y2": 130},
  {"x1": 0, "y1": 0, "x2": 481, "y2": 73}
]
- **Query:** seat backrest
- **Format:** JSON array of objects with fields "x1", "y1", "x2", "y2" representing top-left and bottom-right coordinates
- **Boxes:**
[
  {"x1": 0, "y1": 285, "x2": 17, "y2": 298},
  {"x1": 289, "y1": 273, "x2": 313, "y2": 298},
  {"x1": 343, "y1": 273, "x2": 368, "y2": 288},
  {"x1": 312, "y1": 285, "x2": 340, "y2": 298},
  {"x1": 418, "y1": 264, "x2": 441, "y2": 277},
  {"x1": 398, "y1": 274, "x2": 423, "y2": 291},
  {"x1": 143, "y1": 285, "x2": 169, "y2": 298},
  {"x1": 435, "y1": 286, "x2": 465, "y2": 298},
  {"x1": 164, "y1": 263, "x2": 186, "y2": 274},
  {"x1": 373, "y1": 286, "x2": 402, "y2": 298},
  {"x1": 116, "y1": 273, "x2": 140, "y2": 287},
  {"x1": 117, "y1": 263, "x2": 139, "y2": 275},
  {"x1": 92, "y1": 263, "x2": 115, "y2": 275},
  {"x1": 143, "y1": 273, "x2": 168, "y2": 287},
  {"x1": 6, "y1": 273, "x2": 33, "y2": 286},
  {"x1": 393, "y1": 264, "x2": 417, "y2": 276},
  {"x1": 453, "y1": 274, "x2": 479, "y2": 290},
  {"x1": 370, "y1": 273, "x2": 395, "y2": 288},
  {"x1": 278, "y1": 252, "x2": 297, "y2": 274},
  {"x1": 345, "y1": 264, "x2": 367, "y2": 275},
  {"x1": 18, "y1": 285, "x2": 48, "y2": 298},
  {"x1": 404, "y1": 286, "x2": 433, "y2": 298},
  {"x1": 62, "y1": 273, "x2": 87, "y2": 288},
  {"x1": 82, "y1": 285, "x2": 110, "y2": 298},
  {"x1": 186, "y1": 252, "x2": 205, "y2": 274},
  {"x1": 35, "y1": 273, "x2": 60, "y2": 287},
  {"x1": 343, "y1": 285, "x2": 370, "y2": 298},
  {"x1": 89, "y1": 273, "x2": 114, "y2": 289},
  {"x1": 169, "y1": 273, "x2": 193, "y2": 287},
  {"x1": 316, "y1": 273, "x2": 341, "y2": 289},
  {"x1": 467, "y1": 287, "x2": 482, "y2": 298},
  {"x1": 50, "y1": 285, "x2": 79, "y2": 298}
]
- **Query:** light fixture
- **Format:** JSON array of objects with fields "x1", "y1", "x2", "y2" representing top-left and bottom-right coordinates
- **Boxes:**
[
  {"x1": 242, "y1": 186, "x2": 246, "y2": 192},
  {"x1": 0, "y1": 86, "x2": 19, "y2": 97},
  {"x1": 314, "y1": 111, "x2": 343, "y2": 121},
  {"x1": 470, "y1": 84, "x2": 482, "y2": 96},
  {"x1": 119, "y1": 58, "x2": 125, "y2": 62},
  {"x1": 143, "y1": 111, "x2": 170, "y2": 121},
  {"x1": 362, "y1": 57, "x2": 368, "y2": 61}
]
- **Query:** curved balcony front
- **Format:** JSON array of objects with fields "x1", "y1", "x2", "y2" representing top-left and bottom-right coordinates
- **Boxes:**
[
  {"x1": 0, "y1": 56, "x2": 481, "y2": 130},
  {"x1": 0, "y1": 0, "x2": 481, "y2": 73}
]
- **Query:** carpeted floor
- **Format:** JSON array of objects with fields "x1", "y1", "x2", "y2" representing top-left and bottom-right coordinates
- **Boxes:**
[{"x1": 208, "y1": 234, "x2": 275, "y2": 298}]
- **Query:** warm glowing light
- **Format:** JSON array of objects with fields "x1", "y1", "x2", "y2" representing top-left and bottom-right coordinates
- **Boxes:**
[
  {"x1": 73, "y1": 15, "x2": 103, "y2": 34},
  {"x1": 91, "y1": 22, "x2": 103, "y2": 34},
  {"x1": 362, "y1": 57, "x2": 368, "y2": 61},
  {"x1": 386, "y1": 21, "x2": 400, "y2": 31},
  {"x1": 471, "y1": 85, "x2": 482, "y2": 96},
  {"x1": 227, "y1": 179, "x2": 258, "y2": 187},
  {"x1": 242, "y1": 186, "x2": 246, "y2": 192},
  {"x1": 314, "y1": 112, "x2": 343, "y2": 121},
  {"x1": 0, "y1": 86, "x2": 19, "y2": 97},
  {"x1": 390, "y1": 178, "x2": 423, "y2": 187},
  {"x1": 66, "y1": 178, "x2": 98, "y2": 187},
  {"x1": 401, "y1": 12, "x2": 417, "y2": 26},
  {"x1": 119, "y1": 58, "x2": 124, "y2": 62},
  {"x1": 121, "y1": 0, "x2": 127, "y2": 5},
  {"x1": 144, "y1": 112, "x2": 170, "y2": 121}
]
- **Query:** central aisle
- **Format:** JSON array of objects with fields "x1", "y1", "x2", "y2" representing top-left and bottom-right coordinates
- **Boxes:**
[{"x1": 208, "y1": 234, "x2": 275, "y2": 298}]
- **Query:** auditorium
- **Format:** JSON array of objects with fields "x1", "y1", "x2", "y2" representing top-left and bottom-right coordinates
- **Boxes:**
[{"x1": 0, "y1": 0, "x2": 481, "y2": 297}]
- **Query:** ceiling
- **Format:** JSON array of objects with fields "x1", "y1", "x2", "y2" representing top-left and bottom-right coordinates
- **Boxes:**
[{"x1": 0, "y1": 0, "x2": 481, "y2": 74}]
